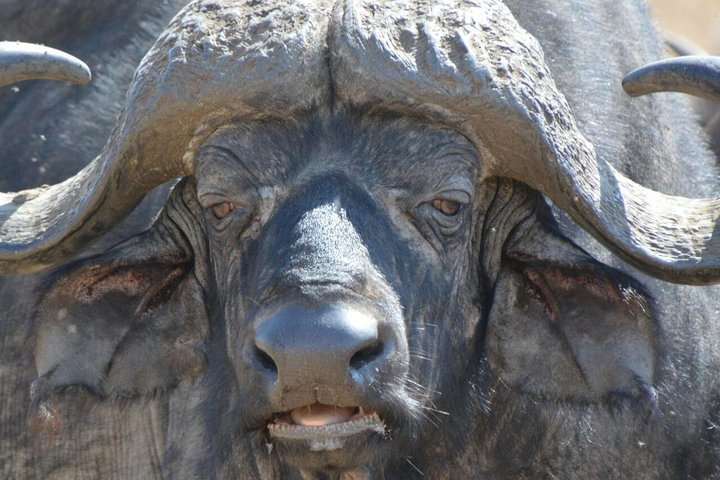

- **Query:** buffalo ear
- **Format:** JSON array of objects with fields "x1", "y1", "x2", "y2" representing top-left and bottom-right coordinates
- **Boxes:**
[
  {"x1": 33, "y1": 181, "x2": 208, "y2": 400},
  {"x1": 486, "y1": 226, "x2": 658, "y2": 407}
]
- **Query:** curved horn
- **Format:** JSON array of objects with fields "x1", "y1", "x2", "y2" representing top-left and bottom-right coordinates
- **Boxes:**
[
  {"x1": 622, "y1": 55, "x2": 720, "y2": 103},
  {"x1": 0, "y1": 42, "x2": 91, "y2": 87},
  {"x1": 331, "y1": 0, "x2": 720, "y2": 285},
  {"x1": 0, "y1": 0, "x2": 332, "y2": 275}
]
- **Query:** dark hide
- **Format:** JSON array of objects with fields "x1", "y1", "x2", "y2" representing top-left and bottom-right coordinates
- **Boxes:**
[
  {"x1": 487, "y1": 218, "x2": 658, "y2": 409},
  {"x1": 17, "y1": 114, "x2": 688, "y2": 479},
  {"x1": 2, "y1": 1, "x2": 720, "y2": 479},
  {"x1": 33, "y1": 180, "x2": 208, "y2": 403}
]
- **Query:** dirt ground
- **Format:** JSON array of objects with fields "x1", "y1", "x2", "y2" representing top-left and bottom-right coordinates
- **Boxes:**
[{"x1": 648, "y1": 0, "x2": 720, "y2": 53}]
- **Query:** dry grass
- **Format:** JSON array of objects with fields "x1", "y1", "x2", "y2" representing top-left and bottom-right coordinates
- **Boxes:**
[{"x1": 648, "y1": 0, "x2": 720, "y2": 53}]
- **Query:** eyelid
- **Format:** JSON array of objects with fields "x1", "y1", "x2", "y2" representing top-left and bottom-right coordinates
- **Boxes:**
[
  {"x1": 197, "y1": 192, "x2": 231, "y2": 209},
  {"x1": 434, "y1": 190, "x2": 471, "y2": 204},
  {"x1": 196, "y1": 182, "x2": 254, "y2": 207}
]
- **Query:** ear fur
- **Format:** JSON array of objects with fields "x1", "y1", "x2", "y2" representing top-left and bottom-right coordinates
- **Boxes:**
[
  {"x1": 486, "y1": 218, "x2": 658, "y2": 408},
  {"x1": 33, "y1": 179, "x2": 208, "y2": 399}
]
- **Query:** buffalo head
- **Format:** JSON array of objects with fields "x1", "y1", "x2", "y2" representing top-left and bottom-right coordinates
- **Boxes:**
[{"x1": 2, "y1": 0, "x2": 720, "y2": 477}]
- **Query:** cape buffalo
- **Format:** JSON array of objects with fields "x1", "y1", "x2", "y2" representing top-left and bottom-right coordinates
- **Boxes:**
[{"x1": 3, "y1": 1, "x2": 720, "y2": 479}]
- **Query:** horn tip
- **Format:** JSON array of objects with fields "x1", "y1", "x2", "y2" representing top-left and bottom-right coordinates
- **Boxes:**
[{"x1": 0, "y1": 41, "x2": 92, "y2": 87}]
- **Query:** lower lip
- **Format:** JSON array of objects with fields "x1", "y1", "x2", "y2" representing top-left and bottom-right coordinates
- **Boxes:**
[{"x1": 267, "y1": 411, "x2": 386, "y2": 451}]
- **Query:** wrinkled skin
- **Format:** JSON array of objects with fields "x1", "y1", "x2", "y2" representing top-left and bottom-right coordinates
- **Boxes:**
[{"x1": 3, "y1": 1, "x2": 720, "y2": 480}]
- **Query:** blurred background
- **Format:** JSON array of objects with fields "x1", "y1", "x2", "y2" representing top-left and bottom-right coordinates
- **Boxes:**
[{"x1": 649, "y1": 0, "x2": 720, "y2": 53}]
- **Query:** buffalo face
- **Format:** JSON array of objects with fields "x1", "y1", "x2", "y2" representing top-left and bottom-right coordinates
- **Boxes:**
[
  {"x1": 193, "y1": 113, "x2": 483, "y2": 471},
  {"x1": 16, "y1": 0, "x2": 680, "y2": 475},
  {"x1": 32, "y1": 109, "x2": 658, "y2": 477}
]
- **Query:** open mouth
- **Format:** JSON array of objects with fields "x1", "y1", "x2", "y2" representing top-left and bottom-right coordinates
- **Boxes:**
[{"x1": 267, "y1": 403, "x2": 386, "y2": 451}]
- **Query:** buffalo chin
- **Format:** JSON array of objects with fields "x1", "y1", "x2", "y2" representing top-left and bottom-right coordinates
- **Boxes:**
[{"x1": 272, "y1": 432, "x2": 385, "y2": 472}]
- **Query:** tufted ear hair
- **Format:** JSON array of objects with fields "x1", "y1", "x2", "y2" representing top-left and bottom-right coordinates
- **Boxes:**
[
  {"x1": 485, "y1": 217, "x2": 659, "y2": 410},
  {"x1": 31, "y1": 179, "x2": 208, "y2": 413}
]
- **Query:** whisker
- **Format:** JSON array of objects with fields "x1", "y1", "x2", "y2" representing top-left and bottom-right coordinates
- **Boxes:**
[
  {"x1": 412, "y1": 407, "x2": 440, "y2": 429},
  {"x1": 406, "y1": 458, "x2": 425, "y2": 477},
  {"x1": 406, "y1": 304, "x2": 433, "y2": 315},
  {"x1": 407, "y1": 321, "x2": 439, "y2": 329},
  {"x1": 419, "y1": 404, "x2": 450, "y2": 416},
  {"x1": 403, "y1": 377, "x2": 441, "y2": 396},
  {"x1": 409, "y1": 352, "x2": 434, "y2": 362}
]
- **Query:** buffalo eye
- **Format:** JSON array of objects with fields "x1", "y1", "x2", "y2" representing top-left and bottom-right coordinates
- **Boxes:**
[
  {"x1": 211, "y1": 202, "x2": 235, "y2": 219},
  {"x1": 432, "y1": 198, "x2": 461, "y2": 216}
]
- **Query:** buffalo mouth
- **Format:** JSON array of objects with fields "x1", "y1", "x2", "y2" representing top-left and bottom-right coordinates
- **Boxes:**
[{"x1": 268, "y1": 403, "x2": 386, "y2": 451}]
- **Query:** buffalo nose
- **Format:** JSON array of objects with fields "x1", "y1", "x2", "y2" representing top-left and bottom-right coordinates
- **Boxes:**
[{"x1": 253, "y1": 305, "x2": 385, "y2": 389}]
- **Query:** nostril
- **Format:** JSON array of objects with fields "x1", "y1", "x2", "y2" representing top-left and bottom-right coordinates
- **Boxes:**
[
  {"x1": 254, "y1": 346, "x2": 278, "y2": 373},
  {"x1": 350, "y1": 341, "x2": 385, "y2": 370}
]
